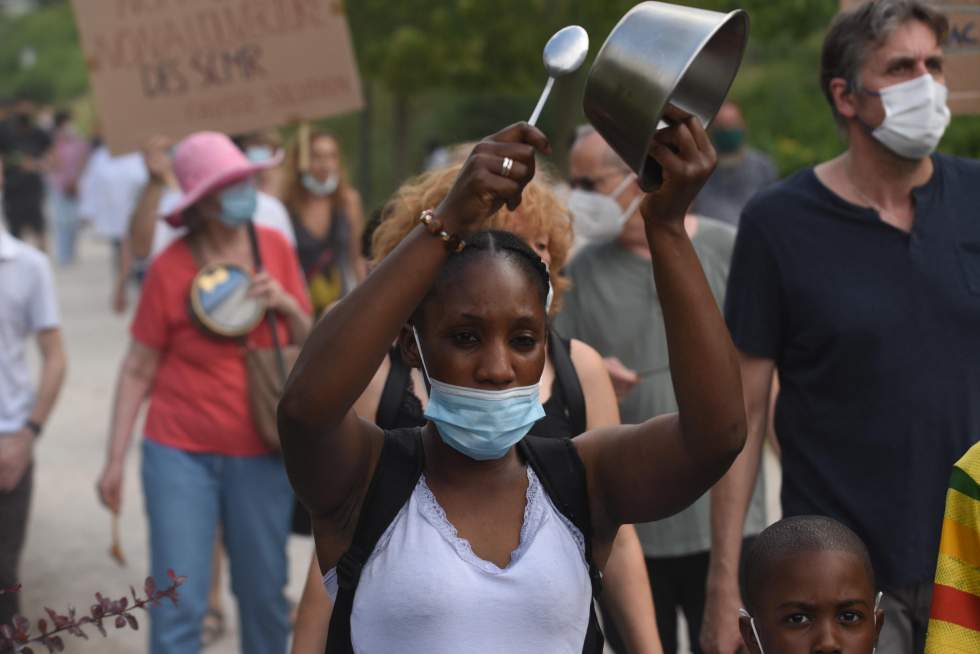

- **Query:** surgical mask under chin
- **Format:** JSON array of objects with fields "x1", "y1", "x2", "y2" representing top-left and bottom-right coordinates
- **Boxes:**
[
  {"x1": 566, "y1": 174, "x2": 641, "y2": 244},
  {"x1": 738, "y1": 592, "x2": 883, "y2": 654},
  {"x1": 412, "y1": 327, "x2": 545, "y2": 461},
  {"x1": 302, "y1": 172, "x2": 339, "y2": 197},
  {"x1": 218, "y1": 180, "x2": 258, "y2": 227},
  {"x1": 865, "y1": 74, "x2": 950, "y2": 160}
]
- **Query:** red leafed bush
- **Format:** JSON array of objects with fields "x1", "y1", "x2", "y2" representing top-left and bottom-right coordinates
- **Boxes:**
[{"x1": 0, "y1": 569, "x2": 186, "y2": 653}]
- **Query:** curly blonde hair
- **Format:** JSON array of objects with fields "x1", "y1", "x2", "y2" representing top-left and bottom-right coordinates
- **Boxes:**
[{"x1": 372, "y1": 162, "x2": 573, "y2": 314}]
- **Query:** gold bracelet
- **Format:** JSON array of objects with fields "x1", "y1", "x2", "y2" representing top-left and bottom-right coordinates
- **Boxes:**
[{"x1": 418, "y1": 209, "x2": 465, "y2": 253}]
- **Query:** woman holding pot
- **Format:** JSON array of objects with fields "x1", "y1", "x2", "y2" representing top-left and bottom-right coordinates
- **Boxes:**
[
  {"x1": 279, "y1": 119, "x2": 743, "y2": 652},
  {"x1": 290, "y1": 166, "x2": 663, "y2": 653},
  {"x1": 97, "y1": 132, "x2": 312, "y2": 654}
]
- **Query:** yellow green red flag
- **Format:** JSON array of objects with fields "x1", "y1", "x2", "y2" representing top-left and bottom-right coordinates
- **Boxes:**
[{"x1": 925, "y1": 441, "x2": 980, "y2": 653}]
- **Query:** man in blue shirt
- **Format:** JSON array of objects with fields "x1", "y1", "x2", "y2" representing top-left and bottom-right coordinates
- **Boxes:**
[{"x1": 702, "y1": 2, "x2": 980, "y2": 654}]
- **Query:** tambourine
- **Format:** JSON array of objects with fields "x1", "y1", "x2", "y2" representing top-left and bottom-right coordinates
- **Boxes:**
[{"x1": 188, "y1": 262, "x2": 264, "y2": 338}]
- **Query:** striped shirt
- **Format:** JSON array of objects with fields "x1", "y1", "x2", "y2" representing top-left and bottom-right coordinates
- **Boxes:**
[{"x1": 926, "y1": 441, "x2": 980, "y2": 653}]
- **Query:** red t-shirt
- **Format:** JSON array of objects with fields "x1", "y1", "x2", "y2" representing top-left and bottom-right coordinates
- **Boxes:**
[{"x1": 131, "y1": 227, "x2": 312, "y2": 456}]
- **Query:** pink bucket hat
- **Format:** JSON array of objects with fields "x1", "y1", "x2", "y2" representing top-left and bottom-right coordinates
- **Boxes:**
[{"x1": 163, "y1": 131, "x2": 283, "y2": 227}]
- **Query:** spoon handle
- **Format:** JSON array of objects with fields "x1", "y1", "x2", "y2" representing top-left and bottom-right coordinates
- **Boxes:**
[{"x1": 528, "y1": 77, "x2": 555, "y2": 127}]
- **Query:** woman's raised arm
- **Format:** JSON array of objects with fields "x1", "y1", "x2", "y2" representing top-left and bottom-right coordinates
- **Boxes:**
[
  {"x1": 277, "y1": 123, "x2": 551, "y2": 520},
  {"x1": 576, "y1": 115, "x2": 746, "y2": 534}
]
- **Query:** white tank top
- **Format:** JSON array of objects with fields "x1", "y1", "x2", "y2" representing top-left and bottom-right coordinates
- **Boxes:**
[{"x1": 323, "y1": 467, "x2": 592, "y2": 653}]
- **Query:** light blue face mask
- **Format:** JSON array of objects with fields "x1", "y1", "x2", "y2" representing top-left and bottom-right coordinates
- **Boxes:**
[
  {"x1": 219, "y1": 180, "x2": 258, "y2": 227},
  {"x1": 739, "y1": 591, "x2": 883, "y2": 654},
  {"x1": 302, "y1": 172, "x2": 339, "y2": 197},
  {"x1": 412, "y1": 326, "x2": 545, "y2": 461},
  {"x1": 245, "y1": 145, "x2": 275, "y2": 163}
]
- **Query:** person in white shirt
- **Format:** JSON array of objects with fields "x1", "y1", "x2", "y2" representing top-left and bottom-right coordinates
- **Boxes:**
[
  {"x1": 0, "y1": 160, "x2": 67, "y2": 626},
  {"x1": 77, "y1": 143, "x2": 150, "y2": 312}
]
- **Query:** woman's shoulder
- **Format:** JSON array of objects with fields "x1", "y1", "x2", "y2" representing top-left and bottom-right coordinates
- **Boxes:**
[
  {"x1": 568, "y1": 338, "x2": 606, "y2": 381},
  {"x1": 255, "y1": 224, "x2": 296, "y2": 259},
  {"x1": 145, "y1": 237, "x2": 194, "y2": 282},
  {"x1": 343, "y1": 186, "x2": 363, "y2": 208},
  {"x1": 568, "y1": 338, "x2": 620, "y2": 430}
]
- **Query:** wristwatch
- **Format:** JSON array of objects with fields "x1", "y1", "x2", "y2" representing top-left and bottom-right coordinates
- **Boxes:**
[{"x1": 24, "y1": 420, "x2": 42, "y2": 438}]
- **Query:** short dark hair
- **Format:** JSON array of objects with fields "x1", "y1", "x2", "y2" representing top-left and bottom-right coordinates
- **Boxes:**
[
  {"x1": 741, "y1": 515, "x2": 876, "y2": 613},
  {"x1": 415, "y1": 229, "x2": 550, "y2": 324},
  {"x1": 54, "y1": 110, "x2": 72, "y2": 128},
  {"x1": 820, "y1": 0, "x2": 948, "y2": 126}
]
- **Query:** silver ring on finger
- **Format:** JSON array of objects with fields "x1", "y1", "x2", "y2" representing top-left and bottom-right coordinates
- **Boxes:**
[{"x1": 501, "y1": 157, "x2": 514, "y2": 178}]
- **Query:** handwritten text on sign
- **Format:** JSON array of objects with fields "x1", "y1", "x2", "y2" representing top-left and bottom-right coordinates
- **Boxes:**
[
  {"x1": 71, "y1": 0, "x2": 364, "y2": 153},
  {"x1": 839, "y1": 1, "x2": 980, "y2": 113}
]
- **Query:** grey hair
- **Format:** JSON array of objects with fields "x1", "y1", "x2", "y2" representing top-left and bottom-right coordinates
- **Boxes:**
[
  {"x1": 574, "y1": 124, "x2": 596, "y2": 142},
  {"x1": 820, "y1": 0, "x2": 949, "y2": 127},
  {"x1": 571, "y1": 124, "x2": 631, "y2": 172}
]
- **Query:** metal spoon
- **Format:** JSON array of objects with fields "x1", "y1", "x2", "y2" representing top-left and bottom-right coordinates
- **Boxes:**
[{"x1": 528, "y1": 25, "x2": 589, "y2": 126}]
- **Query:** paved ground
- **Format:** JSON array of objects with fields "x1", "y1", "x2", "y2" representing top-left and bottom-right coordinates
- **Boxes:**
[
  {"x1": 19, "y1": 235, "x2": 312, "y2": 653},
  {"x1": 17, "y1": 232, "x2": 783, "y2": 653}
]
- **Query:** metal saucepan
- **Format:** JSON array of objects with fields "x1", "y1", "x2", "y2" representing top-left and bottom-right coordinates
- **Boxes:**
[{"x1": 583, "y1": 2, "x2": 749, "y2": 191}]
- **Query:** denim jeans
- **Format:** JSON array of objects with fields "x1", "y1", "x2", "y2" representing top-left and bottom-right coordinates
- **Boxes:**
[
  {"x1": 141, "y1": 439, "x2": 292, "y2": 654},
  {"x1": 49, "y1": 189, "x2": 79, "y2": 266}
]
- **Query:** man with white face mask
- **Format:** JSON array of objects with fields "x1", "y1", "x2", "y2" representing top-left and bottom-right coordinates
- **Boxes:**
[
  {"x1": 703, "y1": 3, "x2": 980, "y2": 654},
  {"x1": 558, "y1": 127, "x2": 765, "y2": 654}
]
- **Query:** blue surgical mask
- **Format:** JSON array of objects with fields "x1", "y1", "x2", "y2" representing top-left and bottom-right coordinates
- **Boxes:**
[
  {"x1": 412, "y1": 327, "x2": 545, "y2": 460},
  {"x1": 219, "y1": 180, "x2": 257, "y2": 227},
  {"x1": 245, "y1": 145, "x2": 275, "y2": 163},
  {"x1": 302, "y1": 172, "x2": 339, "y2": 197}
]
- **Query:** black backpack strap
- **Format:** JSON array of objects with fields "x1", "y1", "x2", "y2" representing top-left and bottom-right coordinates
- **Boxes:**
[
  {"x1": 325, "y1": 428, "x2": 424, "y2": 654},
  {"x1": 376, "y1": 348, "x2": 412, "y2": 431},
  {"x1": 548, "y1": 330, "x2": 587, "y2": 436},
  {"x1": 518, "y1": 436, "x2": 604, "y2": 654}
]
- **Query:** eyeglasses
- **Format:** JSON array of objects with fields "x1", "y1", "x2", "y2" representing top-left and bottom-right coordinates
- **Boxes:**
[{"x1": 569, "y1": 171, "x2": 622, "y2": 192}]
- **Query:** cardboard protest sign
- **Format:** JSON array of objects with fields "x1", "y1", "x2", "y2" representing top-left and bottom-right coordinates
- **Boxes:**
[
  {"x1": 839, "y1": 0, "x2": 980, "y2": 114},
  {"x1": 70, "y1": 0, "x2": 364, "y2": 154}
]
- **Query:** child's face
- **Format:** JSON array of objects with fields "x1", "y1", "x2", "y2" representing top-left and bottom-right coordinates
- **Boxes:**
[{"x1": 740, "y1": 550, "x2": 884, "y2": 654}]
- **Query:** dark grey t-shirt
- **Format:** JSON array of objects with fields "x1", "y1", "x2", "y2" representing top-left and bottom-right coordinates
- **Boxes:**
[
  {"x1": 555, "y1": 217, "x2": 767, "y2": 557},
  {"x1": 693, "y1": 148, "x2": 777, "y2": 226}
]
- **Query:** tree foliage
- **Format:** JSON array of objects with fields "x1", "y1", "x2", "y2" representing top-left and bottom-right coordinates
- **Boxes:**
[
  {"x1": 0, "y1": 2, "x2": 85, "y2": 102},
  {"x1": 0, "y1": 0, "x2": 977, "y2": 203}
]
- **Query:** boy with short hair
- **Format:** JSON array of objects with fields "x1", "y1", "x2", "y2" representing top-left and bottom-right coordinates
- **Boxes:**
[{"x1": 738, "y1": 516, "x2": 885, "y2": 654}]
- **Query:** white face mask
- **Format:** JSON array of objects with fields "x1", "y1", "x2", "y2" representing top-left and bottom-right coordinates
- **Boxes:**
[
  {"x1": 866, "y1": 74, "x2": 950, "y2": 160},
  {"x1": 302, "y1": 172, "x2": 339, "y2": 197},
  {"x1": 739, "y1": 592, "x2": 883, "y2": 654},
  {"x1": 565, "y1": 173, "x2": 641, "y2": 244}
]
